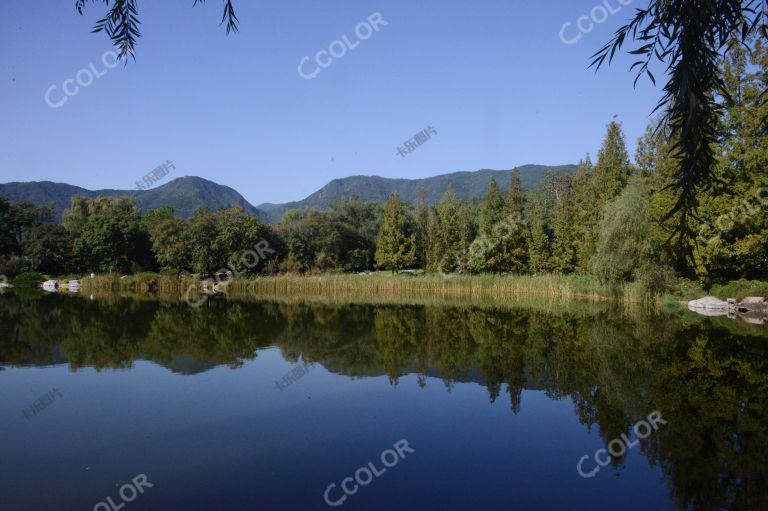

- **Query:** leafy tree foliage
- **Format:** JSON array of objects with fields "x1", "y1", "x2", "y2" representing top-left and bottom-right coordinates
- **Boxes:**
[
  {"x1": 591, "y1": 180, "x2": 664, "y2": 289},
  {"x1": 277, "y1": 198, "x2": 381, "y2": 273},
  {"x1": 375, "y1": 193, "x2": 417, "y2": 272},
  {"x1": 2, "y1": 48, "x2": 766, "y2": 285},
  {"x1": 63, "y1": 196, "x2": 150, "y2": 273},
  {"x1": 591, "y1": 0, "x2": 767, "y2": 242},
  {"x1": 21, "y1": 224, "x2": 70, "y2": 275},
  {"x1": 75, "y1": 0, "x2": 239, "y2": 60},
  {"x1": 467, "y1": 172, "x2": 529, "y2": 273},
  {"x1": 0, "y1": 198, "x2": 68, "y2": 276},
  {"x1": 693, "y1": 39, "x2": 768, "y2": 280}
]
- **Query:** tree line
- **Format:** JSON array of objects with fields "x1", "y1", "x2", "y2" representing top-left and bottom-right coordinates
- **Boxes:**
[{"x1": 1, "y1": 42, "x2": 765, "y2": 288}]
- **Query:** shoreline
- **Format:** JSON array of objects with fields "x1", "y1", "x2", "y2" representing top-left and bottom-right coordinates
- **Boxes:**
[{"x1": 13, "y1": 272, "x2": 768, "y2": 311}]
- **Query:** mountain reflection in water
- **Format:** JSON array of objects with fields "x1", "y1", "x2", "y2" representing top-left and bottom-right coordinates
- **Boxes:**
[{"x1": 1, "y1": 291, "x2": 766, "y2": 510}]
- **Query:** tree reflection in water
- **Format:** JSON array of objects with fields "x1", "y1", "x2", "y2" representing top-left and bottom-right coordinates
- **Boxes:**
[{"x1": 1, "y1": 291, "x2": 766, "y2": 510}]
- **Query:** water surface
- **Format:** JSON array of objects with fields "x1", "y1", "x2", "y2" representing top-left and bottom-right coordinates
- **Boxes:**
[{"x1": 1, "y1": 291, "x2": 766, "y2": 510}]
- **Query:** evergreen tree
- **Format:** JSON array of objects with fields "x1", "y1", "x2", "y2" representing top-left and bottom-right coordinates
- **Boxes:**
[
  {"x1": 591, "y1": 121, "x2": 631, "y2": 206},
  {"x1": 469, "y1": 171, "x2": 529, "y2": 273},
  {"x1": 526, "y1": 197, "x2": 550, "y2": 273},
  {"x1": 414, "y1": 188, "x2": 430, "y2": 269},
  {"x1": 549, "y1": 175, "x2": 577, "y2": 273},
  {"x1": 693, "y1": 39, "x2": 768, "y2": 280},
  {"x1": 435, "y1": 187, "x2": 465, "y2": 273},
  {"x1": 375, "y1": 193, "x2": 417, "y2": 272},
  {"x1": 504, "y1": 171, "x2": 526, "y2": 217},
  {"x1": 575, "y1": 123, "x2": 632, "y2": 271},
  {"x1": 644, "y1": 122, "x2": 695, "y2": 274},
  {"x1": 634, "y1": 124, "x2": 658, "y2": 178},
  {"x1": 424, "y1": 206, "x2": 441, "y2": 272},
  {"x1": 571, "y1": 155, "x2": 595, "y2": 273},
  {"x1": 477, "y1": 178, "x2": 505, "y2": 237}
]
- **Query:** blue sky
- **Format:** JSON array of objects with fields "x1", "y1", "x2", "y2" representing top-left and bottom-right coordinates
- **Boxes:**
[{"x1": 0, "y1": 0, "x2": 661, "y2": 206}]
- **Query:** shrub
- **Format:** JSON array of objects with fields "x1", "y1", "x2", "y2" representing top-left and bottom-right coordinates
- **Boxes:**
[{"x1": 12, "y1": 271, "x2": 47, "y2": 286}]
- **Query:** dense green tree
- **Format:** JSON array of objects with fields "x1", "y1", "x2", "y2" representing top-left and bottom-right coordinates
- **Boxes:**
[
  {"x1": 526, "y1": 196, "x2": 551, "y2": 273},
  {"x1": 175, "y1": 206, "x2": 279, "y2": 275},
  {"x1": 477, "y1": 178, "x2": 505, "y2": 238},
  {"x1": 434, "y1": 187, "x2": 468, "y2": 273},
  {"x1": 212, "y1": 207, "x2": 277, "y2": 273},
  {"x1": 693, "y1": 39, "x2": 768, "y2": 281},
  {"x1": 590, "y1": 121, "x2": 631, "y2": 206},
  {"x1": 504, "y1": 171, "x2": 526, "y2": 217},
  {"x1": 63, "y1": 196, "x2": 149, "y2": 273},
  {"x1": 424, "y1": 206, "x2": 441, "y2": 272},
  {"x1": 592, "y1": 180, "x2": 666, "y2": 291},
  {"x1": 413, "y1": 189, "x2": 431, "y2": 269},
  {"x1": 575, "y1": 124, "x2": 632, "y2": 269},
  {"x1": 469, "y1": 173, "x2": 529, "y2": 273},
  {"x1": 328, "y1": 198, "x2": 382, "y2": 272},
  {"x1": 549, "y1": 175, "x2": 577, "y2": 273},
  {"x1": 571, "y1": 156, "x2": 595, "y2": 272},
  {"x1": 0, "y1": 199, "x2": 63, "y2": 275},
  {"x1": 143, "y1": 208, "x2": 190, "y2": 272},
  {"x1": 592, "y1": 0, "x2": 767, "y2": 241},
  {"x1": 375, "y1": 193, "x2": 417, "y2": 272},
  {"x1": 276, "y1": 200, "x2": 379, "y2": 273},
  {"x1": 20, "y1": 224, "x2": 70, "y2": 275}
]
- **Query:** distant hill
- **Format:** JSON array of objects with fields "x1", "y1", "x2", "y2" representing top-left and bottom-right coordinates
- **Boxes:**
[
  {"x1": 257, "y1": 164, "x2": 577, "y2": 223},
  {"x1": 0, "y1": 165, "x2": 576, "y2": 224},
  {"x1": 0, "y1": 176, "x2": 265, "y2": 221}
]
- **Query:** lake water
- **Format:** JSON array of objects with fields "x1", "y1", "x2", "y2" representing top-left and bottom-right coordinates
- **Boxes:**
[{"x1": 1, "y1": 291, "x2": 766, "y2": 510}]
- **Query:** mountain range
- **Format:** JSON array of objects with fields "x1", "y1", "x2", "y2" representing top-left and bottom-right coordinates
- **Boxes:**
[
  {"x1": 0, "y1": 177, "x2": 265, "y2": 222},
  {"x1": 0, "y1": 164, "x2": 576, "y2": 223},
  {"x1": 256, "y1": 164, "x2": 576, "y2": 222}
]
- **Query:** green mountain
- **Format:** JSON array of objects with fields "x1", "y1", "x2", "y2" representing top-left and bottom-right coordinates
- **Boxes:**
[
  {"x1": 0, "y1": 176, "x2": 265, "y2": 221},
  {"x1": 257, "y1": 164, "x2": 577, "y2": 222},
  {"x1": 1, "y1": 165, "x2": 576, "y2": 224}
]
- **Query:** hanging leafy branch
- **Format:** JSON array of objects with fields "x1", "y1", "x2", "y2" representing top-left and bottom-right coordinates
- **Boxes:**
[
  {"x1": 590, "y1": 0, "x2": 766, "y2": 247},
  {"x1": 75, "y1": 0, "x2": 239, "y2": 60}
]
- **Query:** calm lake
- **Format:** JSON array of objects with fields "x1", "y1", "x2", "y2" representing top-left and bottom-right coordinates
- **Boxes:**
[{"x1": 1, "y1": 291, "x2": 766, "y2": 511}]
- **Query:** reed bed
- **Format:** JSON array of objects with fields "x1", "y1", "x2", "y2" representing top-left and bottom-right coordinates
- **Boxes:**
[
  {"x1": 80, "y1": 273, "x2": 199, "y2": 296},
  {"x1": 226, "y1": 273, "x2": 654, "y2": 304},
  {"x1": 79, "y1": 272, "x2": 663, "y2": 308}
]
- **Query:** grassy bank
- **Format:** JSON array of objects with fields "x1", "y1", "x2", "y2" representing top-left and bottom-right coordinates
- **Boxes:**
[
  {"x1": 223, "y1": 273, "x2": 662, "y2": 306},
  {"x1": 80, "y1": 273, "x2": 200, "y2": 298},
  {"x1": 74, "y1": 271, "x2": 768, "y2": 308}
]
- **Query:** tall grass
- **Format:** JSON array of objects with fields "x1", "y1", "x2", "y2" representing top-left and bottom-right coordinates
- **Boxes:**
[
  {"x1": 225, "y1": 273, "x2": 658, "y2": 304},
  {"x1": 81, "y1": 273, "x2": 200, "y2": 296},
  {"x1": 79, "y1": 272, "x2": 665, "y2": 307}
]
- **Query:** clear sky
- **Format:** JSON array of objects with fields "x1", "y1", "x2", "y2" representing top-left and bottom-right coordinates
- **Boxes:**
[{"x1": 0, "y1": 0, "x2": 662, "y2": 206}]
